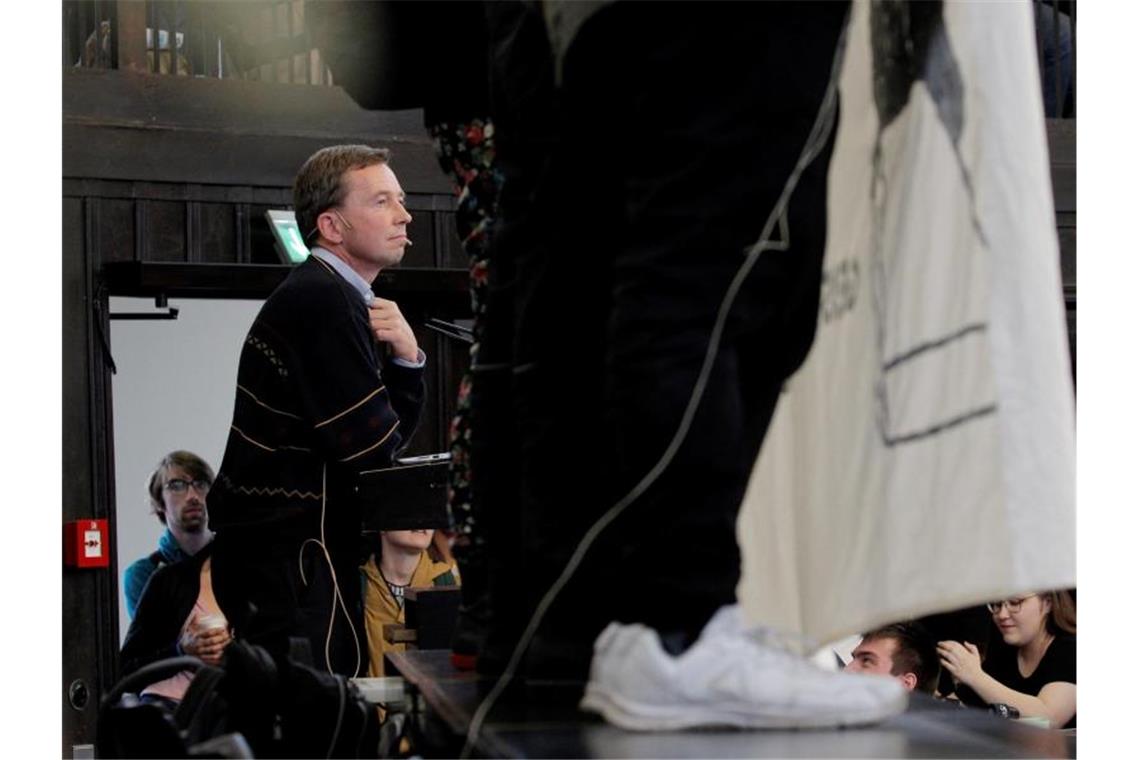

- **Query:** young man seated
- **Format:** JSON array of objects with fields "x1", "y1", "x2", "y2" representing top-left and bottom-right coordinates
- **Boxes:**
[
  {"x1": 361, "y1": 529, "x2": 459, "y2": 676},
  {"x1": 844, "y1": 622, "x2": 941, "y2": 695}
]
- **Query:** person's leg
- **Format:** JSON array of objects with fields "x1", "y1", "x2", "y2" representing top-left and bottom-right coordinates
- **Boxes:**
[
  {"x1": 554, "y1": 2, "x2": 908, "y2": 729},
  {"x1": 212, "y1": 511, "x2": 364, "y2": 677},
  {"x1": 478, "y1": 0, "x2": 604, "y2": 677},
  {"x1": 211, "y1": 528, "x2": 299, "y2": 666},
  {"x1": 465, "y1": 291, "x2": 522, "y2": 674},
  {"x1": 544, "y1": 0, "x2": 845, "y2": 650}
]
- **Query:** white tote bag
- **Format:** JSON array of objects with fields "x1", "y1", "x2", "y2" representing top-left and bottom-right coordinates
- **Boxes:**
[{"x1": 737, "y1": 0, "x2": 1075, "y2": 647}]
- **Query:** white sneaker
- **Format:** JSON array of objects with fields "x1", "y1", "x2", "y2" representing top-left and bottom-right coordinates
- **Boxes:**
[{"x1": 579, "y1": 606, "x2": 908, "y2": 731}]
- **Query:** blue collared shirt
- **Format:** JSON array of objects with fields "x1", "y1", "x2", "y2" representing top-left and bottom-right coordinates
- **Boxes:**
[{"x1": 310, "y1": 247, "x2": 426, "y2": 368}]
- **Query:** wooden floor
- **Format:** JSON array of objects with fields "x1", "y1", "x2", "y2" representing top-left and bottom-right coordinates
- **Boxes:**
[{"x1": 385, "y1": 649, "x2": 1076, "y2": 759}]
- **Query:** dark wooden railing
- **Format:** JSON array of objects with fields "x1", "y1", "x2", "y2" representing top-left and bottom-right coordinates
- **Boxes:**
[{"x1": 64, "y1": 0, "x2": 336, "y2": 83}]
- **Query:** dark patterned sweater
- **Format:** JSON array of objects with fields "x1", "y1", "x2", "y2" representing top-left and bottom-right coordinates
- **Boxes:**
[{"x1": 208, "y1": 255, "x2": 425, "y2": 545}]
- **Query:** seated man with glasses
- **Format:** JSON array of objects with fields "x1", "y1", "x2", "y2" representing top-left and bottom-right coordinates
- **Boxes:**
[
  {"x1": 938, "y1": 590, "x2": 1077, "y2": 728},
  {"x1": 122, "y1": 451, "x2": 216, "y2": 620}
]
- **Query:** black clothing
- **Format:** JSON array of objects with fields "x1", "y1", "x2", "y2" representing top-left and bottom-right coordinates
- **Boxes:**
[
  {"x1": 208, "y1": 254, "x2": 425, "y2": 675},
  {"x1": 477, "y1": 1, "x2": 848, "y2": 680},
  {"x1": 918, "y1": 604, "x2": 994, "y2": 697},
  {"x1": 120, "y1": 545, "x2": 213, "y2": 677},
  {"x1": 985, "y1": 635, "x2": 1077, "y2": 728}
]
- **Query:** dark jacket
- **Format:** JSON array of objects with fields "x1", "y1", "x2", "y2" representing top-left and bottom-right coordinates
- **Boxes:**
[
  {"x1": 206, "y1": 255, "x2": 425, "y2": 672},
  {"x1": 208, "y1": 254, "x2": 426, "y2": 542},
  {"x1": 120, "y1": 544, "x2": 213, "y2": 677}
]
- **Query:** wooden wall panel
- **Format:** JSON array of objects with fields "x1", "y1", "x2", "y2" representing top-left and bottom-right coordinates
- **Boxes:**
[
  {"x1": 95, "y1": 198, "x2": 136, "y2": 265},
  {"x1": 140, "y1": 200, "x2": 188, "y2": 262},
  {"x1": 435, "y1": 211, "x2": 466, "y2": 269},
  {"x1": 401, "y1": 211, "x2": 437, "y2": 269},
  {"x1": 199, "y1": 202, "x2": 238, "y2": 263}
]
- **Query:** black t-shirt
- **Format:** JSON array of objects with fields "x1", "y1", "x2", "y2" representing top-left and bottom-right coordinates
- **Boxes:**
[{"x1": 984, "y1": 634, "x2": 1077, "y2": 728}]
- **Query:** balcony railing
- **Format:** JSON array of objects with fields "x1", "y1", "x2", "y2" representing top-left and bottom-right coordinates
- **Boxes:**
[{"x1": 63, "y1": 0, "x2": 334, "y2": 84}]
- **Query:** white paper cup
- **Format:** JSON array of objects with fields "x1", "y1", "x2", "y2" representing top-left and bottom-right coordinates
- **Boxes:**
[{"x1": 198, "y1": 614, "x2": 227, "y2": 632}]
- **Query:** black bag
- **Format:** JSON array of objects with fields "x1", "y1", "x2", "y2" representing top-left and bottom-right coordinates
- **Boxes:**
[
  {"x1": 98, "y1": 642, "x2": 379, "y2": 758},
  {"x1": 97, "y1": 656, "x2": 244, "y2": 758}
]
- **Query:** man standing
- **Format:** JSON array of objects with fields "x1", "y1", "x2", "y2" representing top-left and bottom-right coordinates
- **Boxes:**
[
  {"x1": 208, "y1": 145, "x2": 425, "y2": 675},
  {"x1": 123, "y1": 450, "x2": 215, "y2": 619},
  {"x1": 471, "y1": 0, "x2": 906, "y2": 730},
  {"x1": 844, "y1": 623, "x2": 942, "y2": 695}
]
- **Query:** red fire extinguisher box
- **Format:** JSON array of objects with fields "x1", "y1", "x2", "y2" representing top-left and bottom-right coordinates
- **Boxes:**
[{"x1": 64, "y1": 519, "x2": 110, "y2": 569}]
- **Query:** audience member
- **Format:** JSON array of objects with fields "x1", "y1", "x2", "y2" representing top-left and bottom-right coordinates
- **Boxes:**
[
  {"x1": 844, "y1": 622, "x2": 941, "y2": 695},
  {"x1": 939, "y1": 589, "x2": 1076, "y2": 728},
  {"x1": 122, "y1": 451, "x2": 215, "y2": 619},
  {"x1": 119, "y1": 543, "x2": 232, "y2": 707},
  {"x1": 361, "y1": 529, "x2": 459, "y2": 676}
]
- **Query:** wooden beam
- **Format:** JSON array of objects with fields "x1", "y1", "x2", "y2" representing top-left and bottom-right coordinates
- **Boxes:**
[
  {"x1": 115, "y1": 1, "x2": 148, "y2": 72},
  {"x1": 101, "y1": 262, "x2": 472, "y2": 315}
]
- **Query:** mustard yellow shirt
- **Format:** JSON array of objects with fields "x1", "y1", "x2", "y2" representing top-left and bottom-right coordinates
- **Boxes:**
[{"x1": 361, "y1": 551, "x2": 458, "y2": 676}]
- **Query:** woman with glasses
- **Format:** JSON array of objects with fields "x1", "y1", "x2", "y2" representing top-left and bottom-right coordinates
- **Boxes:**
[{"x1": 937, "y1": 590, "x2": 1076, "y2": 728}]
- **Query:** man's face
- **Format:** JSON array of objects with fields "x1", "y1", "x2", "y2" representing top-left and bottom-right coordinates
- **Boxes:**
[
  {"x1": 327, "y1": 162, "x2": 412, "y2": 277},
  {"x1": 159, "y1": 465, "x2": 209, "y2": 534},
  {"x1": 844, "y1": 636, "x2": 915, "y2": 690}
]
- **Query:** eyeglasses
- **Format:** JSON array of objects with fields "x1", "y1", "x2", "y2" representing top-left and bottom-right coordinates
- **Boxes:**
[
  {"x1": 164, "y1": 478, "x2": 211, "y2": 494},
  {"x1": 986, "y1": 595, "x2": 1036, "y2": 614}
]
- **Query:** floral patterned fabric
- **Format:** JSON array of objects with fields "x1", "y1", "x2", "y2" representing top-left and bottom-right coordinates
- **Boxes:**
[{"x1": 430, "y1": 119, "x2": 502, "y2": 547}]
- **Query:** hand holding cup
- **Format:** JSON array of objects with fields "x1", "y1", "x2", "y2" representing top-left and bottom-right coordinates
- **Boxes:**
[{"x1": 181, "y1": 613, "x2": 232, "y2": 665}]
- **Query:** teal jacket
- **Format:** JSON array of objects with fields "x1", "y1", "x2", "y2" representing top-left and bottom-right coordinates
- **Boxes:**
[{"x1": 122, "y1": 529, "x2": 192, "y2": 619}]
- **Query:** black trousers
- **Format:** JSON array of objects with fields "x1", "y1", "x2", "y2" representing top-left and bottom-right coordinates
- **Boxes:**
[
  {"x1": 212, "y1": 510, "x2": 366, "y2": 677},
  {"x1": 479, "y1": 0, "x2": 848, "y2": 678}
]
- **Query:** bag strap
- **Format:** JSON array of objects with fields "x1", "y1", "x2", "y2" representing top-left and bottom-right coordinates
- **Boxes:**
[{"x1": 174, "y1": 664, "x2": 228, "y2": 743}]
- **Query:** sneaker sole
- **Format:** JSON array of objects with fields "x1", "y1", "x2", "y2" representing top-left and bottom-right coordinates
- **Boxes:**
[{"x1": 579, "y1": 683, "x2": 908, "y2": 731}]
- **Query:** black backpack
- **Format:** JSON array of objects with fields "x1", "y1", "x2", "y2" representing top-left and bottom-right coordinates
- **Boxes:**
[{"x1": 98, "y1": 642, "x2": 379, "y2": 758}]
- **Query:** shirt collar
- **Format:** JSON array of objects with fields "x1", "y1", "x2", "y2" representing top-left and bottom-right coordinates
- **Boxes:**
[{"x1": 310, "y1": 247, "x2": 375, "y2": 306}]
